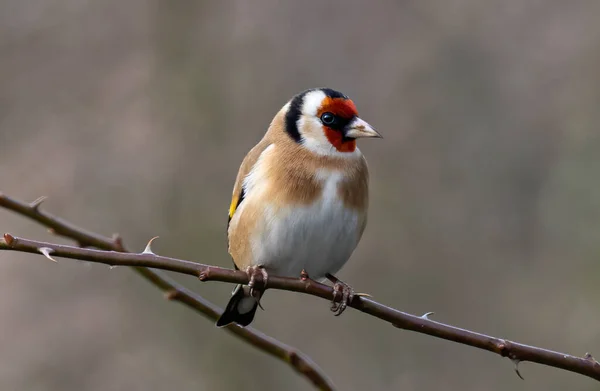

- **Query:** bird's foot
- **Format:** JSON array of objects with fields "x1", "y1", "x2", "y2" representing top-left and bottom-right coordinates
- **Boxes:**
[
  {"x1": 326, "y1": 273, "x2": 354, "y2": 316},
  {"x1": 246, "y1": 265, "x2": 268, "y2": 299}
]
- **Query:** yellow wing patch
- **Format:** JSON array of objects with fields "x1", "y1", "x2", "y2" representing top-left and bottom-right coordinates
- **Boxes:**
[
  {"x1": 228, "y1": 195, "x2": 239, "y2": 219},
  {"x1": 228, "y1": 187, "x2": 246, "y2": 222}
]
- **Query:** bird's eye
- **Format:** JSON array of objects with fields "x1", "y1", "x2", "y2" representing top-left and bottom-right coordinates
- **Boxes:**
[{"x1": 320, "y1": 112, "x2": 335, "y2": 125}]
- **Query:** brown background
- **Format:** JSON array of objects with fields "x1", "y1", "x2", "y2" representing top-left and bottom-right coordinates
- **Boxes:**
[{"x1": 1, "y1": 1, "x2": 600, "y2": 390}]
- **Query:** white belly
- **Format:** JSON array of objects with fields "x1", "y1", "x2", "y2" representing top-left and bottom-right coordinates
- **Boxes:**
[{"x1": 252, "y1": 171, "x2": 360, "y2": 279}]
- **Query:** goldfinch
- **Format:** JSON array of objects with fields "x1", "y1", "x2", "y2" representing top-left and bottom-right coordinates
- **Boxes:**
[{"x1": 217, "y1": 88, "x2": 381, "y2": 327}]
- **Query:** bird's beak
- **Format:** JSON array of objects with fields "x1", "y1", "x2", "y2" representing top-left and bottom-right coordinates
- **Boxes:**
[{"x1": 344, "y1": 117, "x2": 383, "y2": 139}]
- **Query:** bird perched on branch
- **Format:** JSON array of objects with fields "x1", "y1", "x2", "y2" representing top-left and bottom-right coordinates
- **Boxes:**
[{"x1": 217, "y1": 88, "x2": 381, "y2": 327}]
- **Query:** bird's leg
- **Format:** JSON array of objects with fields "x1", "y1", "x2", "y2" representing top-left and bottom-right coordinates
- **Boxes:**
[
  {"x1": 325, "y1": 273, "x2": 355, "y2": 316},
  {"x1": 246, "y1": 265, "x2": 268, "y2": 300}
]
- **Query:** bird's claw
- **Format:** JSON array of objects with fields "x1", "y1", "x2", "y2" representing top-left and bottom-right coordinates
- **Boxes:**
[
  {"x1": 326, "y1": 273, "x2": 354, "y2": 316},
  {"x1": 247, "y1": 265, "x2": 268, "y2": 299},
  {"x1": 511, "y1": 359, "x2": 524, "y2": 380}
]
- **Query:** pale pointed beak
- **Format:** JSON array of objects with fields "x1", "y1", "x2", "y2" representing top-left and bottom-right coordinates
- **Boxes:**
[{"x1": 344, "y1": 117, "x2": 383, "y2": 139}]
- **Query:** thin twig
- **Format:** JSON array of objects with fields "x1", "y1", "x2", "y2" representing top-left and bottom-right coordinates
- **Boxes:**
[
  {"x1": 2, "y1": 233, "x2": 600, "y2": 382},
  {"x1": 2, "y1": 194, "x2": 600, "y2": 383},
  {"x1": 0, "y1": 193, "x2": 335, "y2": 391}
]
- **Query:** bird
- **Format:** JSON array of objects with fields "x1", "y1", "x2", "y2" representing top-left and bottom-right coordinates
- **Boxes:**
[{"x1": 216, "y1": 87, "x2": 381, "y2": 327}]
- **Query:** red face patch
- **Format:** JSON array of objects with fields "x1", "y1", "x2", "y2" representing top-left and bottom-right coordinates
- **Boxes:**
[
  {"x1": 318, "y1": 97, "x2": 359, "y2": 119},
  {"x1": 323, "y1": 128, "x2": 356, "y2": 152},
  {"x1": 317, "y1": 97, "x2": 358, "y2": 153}
]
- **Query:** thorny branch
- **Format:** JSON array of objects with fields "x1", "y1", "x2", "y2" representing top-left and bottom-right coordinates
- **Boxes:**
[
  {"x1": 2, "y1": 194, "x2": 600, "y2": 384},
  {"x1": 0, "y1": 193, "x2": 335, "y2": 391}
]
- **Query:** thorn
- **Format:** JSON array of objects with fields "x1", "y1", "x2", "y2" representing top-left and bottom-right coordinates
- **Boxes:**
[
  {"x1": 421, "y1": 312, "x2": 435, "y2": 319},
  {"x1": 47, "y1": 228, "x2": 56, "y2": 235},
  {"x1": 108, "y1": 265, "x2": 118, "y2": 270},
  {"x1": 30, "y1": 196, "x2": 47, "y2": 210},
  {"x1": 584, "y1": 352, "x2": 599, "y2": 365},
  {"x1": 3, "y1": 233, "x2": 15, "y2": 246},
  {"x1": 355, "y1": 292, "x2": 373, "y2": 298},
  {"x1": 300, "y1": 269, "x2": 309, "y2": 281},
  {"x1": 511, "y1": 359, "x2": 524, "y2": 380},
  {"x1": 142, "y1": 236, "x2": 159, "y2": 254},
  {"x1": 38, "y1": 247, "x2": 58, "y2": 262}
]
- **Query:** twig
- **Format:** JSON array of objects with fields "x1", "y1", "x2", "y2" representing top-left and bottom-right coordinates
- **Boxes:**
[
  {"x1": 0, "y1": 193, "x2": 335, "y2": 391},
  {"x1": 2, "y1": 194, "x2": 600, "y2": 383},
  {"x1": 2, "y1": 233, "x2": 600, "y2": 382}
]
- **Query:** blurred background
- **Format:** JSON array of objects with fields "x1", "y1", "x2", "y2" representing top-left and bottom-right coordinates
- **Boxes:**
[{"x1": 1, "y1": 1, "x2": 600, "y2": 390}]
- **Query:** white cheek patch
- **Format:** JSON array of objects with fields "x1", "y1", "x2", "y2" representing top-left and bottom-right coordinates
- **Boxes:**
[
  {"x1": 302, "y1": 126, "x2": 363, "y2": 158},
  {"x1": 297, "y1": 115, "x2": 329, "y2": 149}
]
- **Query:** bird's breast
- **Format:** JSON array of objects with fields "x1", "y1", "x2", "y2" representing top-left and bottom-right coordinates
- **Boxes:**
[{"x1": 251, "y1": 169, "x2": 362, "y2": 279}]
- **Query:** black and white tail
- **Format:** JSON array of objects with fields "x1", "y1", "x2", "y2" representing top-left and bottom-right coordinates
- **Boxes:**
[{"x1": 216, "y1": 284, "x2": 260, "y2": 327}]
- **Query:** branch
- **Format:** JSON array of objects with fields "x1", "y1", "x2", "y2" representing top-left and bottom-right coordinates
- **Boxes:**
[
  {"x1": 0, "y1": 193, "x2": 335, "y2": 391},
  {"x1": 2, "y1": 233, "x2": 600, "y2": 382},
  {"x1": 2, "y1": 195, "x2": 600, "y2": 383}
]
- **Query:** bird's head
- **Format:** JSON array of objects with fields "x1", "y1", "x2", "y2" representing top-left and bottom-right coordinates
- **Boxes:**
[{"x1": 281, "y1": 88, "x2": 381, "y2": 157}]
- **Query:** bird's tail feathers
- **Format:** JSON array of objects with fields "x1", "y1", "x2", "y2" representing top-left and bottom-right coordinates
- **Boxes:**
[{"x1": 216, "y1": 284, "x2": 260, "y2": 327}]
